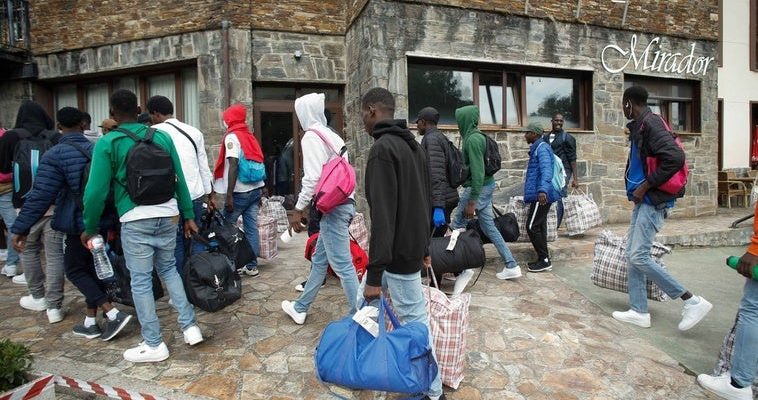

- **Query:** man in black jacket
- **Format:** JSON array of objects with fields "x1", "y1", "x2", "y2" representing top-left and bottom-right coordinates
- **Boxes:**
[
  {"x1": 543, "y1": 113, "x2": 578, "y2": 227},
  {"x1": 417, "y1": 107, "x2": 459, "y2": 236},
  {"x1": 612, "y1": 85, "x2": 711, "y2": 332},
  {"x1": 361, "y1": 88, "x2": 444, "y2": 400}
]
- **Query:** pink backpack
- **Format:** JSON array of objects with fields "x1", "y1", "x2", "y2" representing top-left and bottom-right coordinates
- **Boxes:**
[
  {"x1": 310, "y1": 129, "x2": 356, "y2": 214},
  {"x1": 642, "y1": 114, "x2": 688, "y2": 195}
]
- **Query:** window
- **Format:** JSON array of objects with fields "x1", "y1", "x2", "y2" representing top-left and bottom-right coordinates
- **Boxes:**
[
  {"x1": 752, "y1": 0, "x2": 758, "y2": 71},
  {"x1": 624, "y1": 76, "x2": 700, "y2": 133},
  {"x1": 407, "y1": 60, "x2": 592, "y2": 130},
  {"x1": 49, "y1": 66, "x2": 199, "y2": 133}
]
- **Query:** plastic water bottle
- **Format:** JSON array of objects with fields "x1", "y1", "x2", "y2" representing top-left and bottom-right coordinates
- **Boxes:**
[
  {"x1": 725, "y1": 256, "x2": 758, "y2": 281},
  {"x1": 88, "y1": 235, "x2": 114, "y2": 280}
]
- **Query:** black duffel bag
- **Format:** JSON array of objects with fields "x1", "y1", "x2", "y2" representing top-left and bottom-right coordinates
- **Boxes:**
[
  {"x1": 199, "y1": 209, "x2": 255, "y2": 269},
  {"x1": 428, "y1": 229, "x2": 486, "y2": 274},
  {"x1": 182, "y1": 238, "x2": 242, "y2": 313},
  {"x1": 467, "y1": 206, "x2": 519, "y2": 243},
  {"x1": 106, "y1": 238, "x2": 164, "y2": 307}
]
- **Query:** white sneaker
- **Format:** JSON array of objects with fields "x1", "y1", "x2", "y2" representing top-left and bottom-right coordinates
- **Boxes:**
[
  {"x1": 679, "y1": 296, "x2": 713, "y2": 331},
  {"x1": 1, "y1": 264, "x2": 16, "y2": 277},
  {"x1": 697, "y1": 373, "x2": 753, "y2": 400},
  {"x1": 12, "y1": 274, "x2": 26, "y2": 285},
  {"x1": 19, "y1": 295, "x2": 46, "y2": 312},
  {"x1": 496, "y1": 266, "x2": 523, "y2": 280},
  {"x1": 281, "y1": 300, "x2": 306, "y2": 325},
  {"x1": 123, "y1": 342, "x2": 170, "y2": 363},
  {"x1": 183, "y1": 325, "x2": 204, "y2": 346},
  {"x1": 612, "y1": 309, "x2": 651, "y2": 328},
  {"x1": 46, "y1": 308, "x2": 64, "y2": 324},
  {"x1": 451, "y1": 269, "x2": 476, "y2": 296},
  {"x1": 0, "y1": 249, "x2": 7, "y2": 261}
]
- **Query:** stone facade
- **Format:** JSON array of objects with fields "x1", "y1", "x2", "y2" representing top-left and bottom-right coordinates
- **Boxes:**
[
  {"x1": 251, "y1": 0, "x2": 346, "y2": 34},
  {"x1": 345, "y1": 0, "x2": 718, "y2": 222},
  {"x1": 0, "y1": 81, "x2": 30, "y2": 128},
  {"x1": 253, "y1": 31, "x2": 345, "y2": 83}
]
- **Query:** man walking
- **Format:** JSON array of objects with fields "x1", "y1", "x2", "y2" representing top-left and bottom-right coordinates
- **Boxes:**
[
  {"x1": 361, "y1": 87, "x2": 445, "y2": 400},
  {"x1": 147, "y1": 95, "x2": 213, "y2": 273},
  {"x1": 543, "y1": 113, "x2": 578, "y2": 227},
  {"x1": 450, "y1": 105, "x2": 521, "y2": 281},
  {"x1": 612, "y1": 85, "x2": 712, "y2": 331},
  {"x1": 82, "y1": 89, "x2": 203, "y2": 362},
  {"x1": 212, "y1": 104, "x2": 265, "y2": 277},
  {"x1": 281, "y1": 93, "x2": 359, "y2": 324},
  {"x1": 523, "y1": 122, "x2": 561, "y2": 273}
]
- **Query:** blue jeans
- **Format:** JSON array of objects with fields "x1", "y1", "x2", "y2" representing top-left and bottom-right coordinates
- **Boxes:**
[
  {"x1": 731, "y1": 278, "x2": 758, "y2": 387},
  {"x1": 381, "y1": 271, "x2": 443, "y2": 398},
  {"x1": 121, "y1": 217, "x2": 196, "y2": 347},
  {"x1": 223, "y1": 189, "x2": 261, "y2": 269},
  {"x1": 294, "y1": 203, "x2": 359, "y2": 314},
  {"x1": 451, "y1": 182, "x2": 517, "y2": 268},
  {"x1": 174, "y1": 198, "x2": 207, "y2": 274},
  {"x1": 0, "y1": 192, "x2": 19, "y2": 266},
  {"x1": 625, "y1": 203, "x2": 686, "y2": 313}
]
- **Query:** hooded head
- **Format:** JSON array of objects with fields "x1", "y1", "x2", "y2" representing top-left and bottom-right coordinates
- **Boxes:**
[
  {"x1": 455, "y1": 105, "x2": 480, "y2": 138},
  {"x1": 222, "y1": 104, "x2": 251, "y2": 134},
  {"x1": 294, "y1": 93, "x2": 327, "y2": 131},
  {"x1": 14, "y1": 100, "x2": 54, "y2": 135}
]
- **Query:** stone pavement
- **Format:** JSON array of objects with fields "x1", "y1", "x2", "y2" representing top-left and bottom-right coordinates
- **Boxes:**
[{"x1": 1, "y1": 208, "x2": 752, "y2": 399}]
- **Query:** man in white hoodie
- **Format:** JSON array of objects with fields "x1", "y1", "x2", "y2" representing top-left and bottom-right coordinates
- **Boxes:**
[{"x1": 281, "y1": 93, "x2": 359, "y2": 324}]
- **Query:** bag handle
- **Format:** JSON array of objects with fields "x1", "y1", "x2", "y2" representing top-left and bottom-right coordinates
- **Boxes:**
[
  {"x1": 309, "y1": 128, "x2": 346, "y2": 158},
  {"x1": 379, "y1": 295, "x2": 401, "y2": 333}
]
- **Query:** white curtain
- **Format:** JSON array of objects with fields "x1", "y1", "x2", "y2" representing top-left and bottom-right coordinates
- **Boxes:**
[
  {"x1": 55, "y1": 85, "x2": 78, "y2": 111},
  {"x1": 148, "y1": 74, "x2": 176, "y2": 106},
  {"x1": 115, "y1": 77, "x2": 137, "y2": 94},
  {"x1": 86, "y1": 83, "x2": 109, "y2": 134},
  {"x1": 182, "y1": 68, "x2": 199, "y2": 127}
]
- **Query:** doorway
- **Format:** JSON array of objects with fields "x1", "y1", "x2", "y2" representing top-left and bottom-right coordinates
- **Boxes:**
[
  {"x1": 253, "y1": 85, "x2": 343, "y2": 197},
  {"x1": 751, "y1": 102, "x2": 758, "y2": 169}
]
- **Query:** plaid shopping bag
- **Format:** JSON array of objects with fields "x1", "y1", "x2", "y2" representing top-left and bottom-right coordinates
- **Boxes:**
[
  {"x1": 590, "y1": 230, "x2": 669, "y2": 301},
  {"x1": 423, "y1": 282, "x2": 470, "y2": 389},
  {"x1": 713, "y1": 313, "x2": 758, "y2": 394},
  {"x1": 257, "y1": 215, "x2": 278, "y2": 259},
  {"x1": 349, "y1": 212, "x2": 369, "y2": 252},
  {"x1": 505, "y1": 196, "x2": 557, "y2": 243},
  {"x1": 563, "y1": 189, "x2": 602, "y2": 236},
  {"x1": 260, "y1": 196, "x2": 289, "y2": 233}
]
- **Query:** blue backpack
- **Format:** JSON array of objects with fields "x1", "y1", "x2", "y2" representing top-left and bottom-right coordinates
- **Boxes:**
[
  {"x1": 537, "y1": 142, "x2": 566, "y2": 193},
  {"x1": 238, "y1": 151, "x2": 266, "y2": 184}
]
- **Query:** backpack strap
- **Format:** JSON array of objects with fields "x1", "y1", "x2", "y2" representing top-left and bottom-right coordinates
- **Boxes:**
[
  {"x1": 309, "y1": 129, "x2": 341, "y2": 157},
  {"x1": 64, "y1": 141, "x2": 92, "y2": 161},
  {"x1": 165, "y1": 121, "x2": 198, "y2": 154},
  {"x1": 112, "y1": 127, "x2": 141, "y2": 142}
]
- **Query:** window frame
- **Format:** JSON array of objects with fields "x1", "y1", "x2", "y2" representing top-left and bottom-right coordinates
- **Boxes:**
[
  {"x1": 624, "y1": 75, "x2": 702, "y2": 134},
  {"x1": 407, "y1": 58, "x2": 594, "y2": 131},
  {"x1": 751, "y1": 0, "x2": 758, "y2": 71}
]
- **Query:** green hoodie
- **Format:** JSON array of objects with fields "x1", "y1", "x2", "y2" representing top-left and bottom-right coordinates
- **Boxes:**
[
  {"x1": 456, "y1": 105, "x2": 494, "y2": 201},
  {"x1": 82, "y1": 122, "x2": 194, "y2": 235}
]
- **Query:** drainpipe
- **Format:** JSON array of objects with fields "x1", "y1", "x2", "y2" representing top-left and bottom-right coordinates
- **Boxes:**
[{"x1": 221, "y1": 20, "x2": 231, "y2": 109}]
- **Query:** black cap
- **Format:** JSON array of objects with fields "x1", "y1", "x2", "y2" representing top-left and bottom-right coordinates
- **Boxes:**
[{"x1": 415, "y1": 107, "x2": 440, "y2": 124}]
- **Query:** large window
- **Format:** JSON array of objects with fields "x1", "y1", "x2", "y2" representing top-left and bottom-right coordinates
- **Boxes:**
[
  {"x1": 408, "y1": 60, "x2": 592, "y2": 130},
  {"x1": 51, "y1": 66, "x2": 199, "y2": 133},
  {"x1": 624, "y1": 76, "x2": 700, "y2": 133}
]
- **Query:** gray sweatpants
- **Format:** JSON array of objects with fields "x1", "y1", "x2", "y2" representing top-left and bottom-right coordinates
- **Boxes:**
[{"x1": 20, "y1": 216, "x2": 65, "y2": 309}]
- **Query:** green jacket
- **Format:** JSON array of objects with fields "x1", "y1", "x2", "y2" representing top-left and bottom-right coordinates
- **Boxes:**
[
  {"x1": 82, "y1": 122, "x2": 194, "y2": 235},
  {"x1": 456, "y1": 105, "x2": 494, "y2": 201}
]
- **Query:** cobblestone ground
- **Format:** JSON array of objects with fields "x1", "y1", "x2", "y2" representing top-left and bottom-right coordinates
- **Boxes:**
[{"x1": 0, "y1": 232, "x2": 717, "y2": 399}]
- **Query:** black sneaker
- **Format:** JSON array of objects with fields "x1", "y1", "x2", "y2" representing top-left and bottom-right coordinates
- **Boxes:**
[
  {"x1": 423, "y1": 393, "x2": 447, "y2": 400},
  {"x1": 527, "y1": 260, "x2": 553, "y2": 273},
  {"x1": 72, "y1": 323, "x2": 103, "y2": 339},
  {"x1": 101, "y1": 311, "x2": 132, "y2": 341},
  {"x1": 527, "y1": 260, "x2": 539, "y2": 268}
]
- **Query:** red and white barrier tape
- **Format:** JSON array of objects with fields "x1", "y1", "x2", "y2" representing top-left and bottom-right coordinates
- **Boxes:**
[
  {"x1": 54, "y1": 375, "x2": 168, "y2": 400},
  {"x1": 0, "y1": 375, "x2": 54, "y2": 400}
]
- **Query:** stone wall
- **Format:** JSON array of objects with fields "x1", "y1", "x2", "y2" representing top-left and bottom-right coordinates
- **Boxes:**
[
  {"x1": 346, "y1": 0, "x2": 718, "y2": 223},
  {"x1": 251, "y1": 0, "x2": 346, "y2": 34},
  {"x1": 252, "y1": 31, "x2": 346, "y2": 83},
  {"x1": 398, "y1": 0, "x2": 719, "y2": 41},
  {"x1": 33, "y1": 28, "x2": 253, "y2": 157},
  {"x1": 0, "y1": 81, "x2": 30, "y2": 128}
]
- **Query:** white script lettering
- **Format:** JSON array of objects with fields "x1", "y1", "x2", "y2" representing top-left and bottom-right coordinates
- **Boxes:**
[{"x1": 601, "y1": 34, "x2": 714, "y2": 76}]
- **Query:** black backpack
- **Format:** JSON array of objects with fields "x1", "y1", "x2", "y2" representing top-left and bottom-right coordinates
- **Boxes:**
[
  {"x1": 445, "y1": 138, "x2": 469, "y2": 188},
  {"x1": 182, "y1": 242, "x2": 242, "y2": 313},
  {"x1": 481, "y1": 132, "x2": 502, "y2": 176},
  {"x1": 114, "y1": 127, "x2": 176, "y2": 205},
  {"x1": 11, "y1": 128, "x2": 57, "y2": 208}
]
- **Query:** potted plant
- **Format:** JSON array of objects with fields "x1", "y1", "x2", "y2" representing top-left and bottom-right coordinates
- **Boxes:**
[{"x1": 0, "y1": 339, "x2": 54, "y2": 399}]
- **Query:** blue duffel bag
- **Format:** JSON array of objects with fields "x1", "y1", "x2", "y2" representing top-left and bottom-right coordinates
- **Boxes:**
[{"x1": 314, "y1": 296, "x2": 438, "y2": 394}]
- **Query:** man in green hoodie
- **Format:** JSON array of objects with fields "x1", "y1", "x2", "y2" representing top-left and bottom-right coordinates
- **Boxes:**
[{"x1": 450, "y1": 105, "x2": 521, "y2": 281}]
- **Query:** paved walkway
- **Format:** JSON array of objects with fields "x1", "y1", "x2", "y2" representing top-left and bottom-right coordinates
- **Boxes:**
[{"x1": 1, "y1": 208, "x2": 752, "y2": 399}]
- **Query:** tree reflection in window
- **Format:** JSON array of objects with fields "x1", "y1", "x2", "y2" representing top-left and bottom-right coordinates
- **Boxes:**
[
  {"x1": 526, "y1": 76, "x2": 580, "y2": 129},
  {"x1": 408, "y1": 65, "x2": 473, "y2": 125}
]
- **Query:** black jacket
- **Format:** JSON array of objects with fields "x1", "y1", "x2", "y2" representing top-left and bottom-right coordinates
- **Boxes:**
[
  {"x1": 625, "y1": 107, "x2": 686, "y2": 205},
  {"x1": 420, "y1": 127, "x2": 459, "y2": 209},
  {"x1": 365, "y1": 119, "x2": 431, "y2": 286},
  {"x1": 0, "y1": 100, "x2": 59, "y2": 173},
  {"x1": 543, "y1": 129, "x2": 577, "y2": 176}
]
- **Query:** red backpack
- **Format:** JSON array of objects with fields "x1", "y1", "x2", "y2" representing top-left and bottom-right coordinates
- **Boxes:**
[
  {"x1": 304, "y1": 232, "x2": 367, "y2": 281},
  {"x1": 310, "y1": 129, "x2": 356, "y2": 213},
  {"x1": 642, "y1": 114, "x2": 688, "y2": 195}
]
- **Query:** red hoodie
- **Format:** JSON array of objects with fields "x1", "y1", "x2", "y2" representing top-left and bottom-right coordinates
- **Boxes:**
[{"x1": 213, "y1": 104, "x2": 265, "y2": 179}]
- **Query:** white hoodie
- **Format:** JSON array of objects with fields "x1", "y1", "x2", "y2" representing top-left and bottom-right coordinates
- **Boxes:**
[{"x1": 294, "y1": 93, "x2": 354, "y2": 211}]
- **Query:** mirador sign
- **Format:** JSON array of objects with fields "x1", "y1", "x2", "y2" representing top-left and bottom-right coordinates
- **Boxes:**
[{"x1": 601, "y1": 34, "x2": 715, "y2": 76}]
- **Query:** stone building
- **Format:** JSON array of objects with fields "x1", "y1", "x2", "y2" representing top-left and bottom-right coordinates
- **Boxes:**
[{"x1": 0, "y1": 0, "x2": 719, "y2": 223}]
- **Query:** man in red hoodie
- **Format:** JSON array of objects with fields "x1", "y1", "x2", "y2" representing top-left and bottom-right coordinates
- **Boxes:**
[{"x1": 212, "y1": 104, "x2": 266, "y2": 276}]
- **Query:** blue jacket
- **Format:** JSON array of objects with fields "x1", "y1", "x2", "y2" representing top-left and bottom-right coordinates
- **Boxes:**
[
  {"x1": 523, "y1": 140, "x2": 561, "y2": 204},
  {"x1": 12, "y1": 133, "x2": 98, "y2": 235}
]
